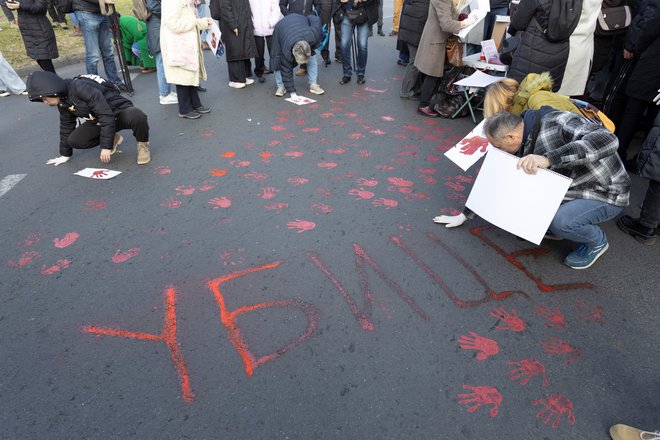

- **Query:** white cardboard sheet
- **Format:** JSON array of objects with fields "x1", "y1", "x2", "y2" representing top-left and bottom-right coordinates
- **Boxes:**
[
  {"x1": 465, "y1": 148, "x2": 572, "y2": 245},
  {"x1": 453, "y1": 70, "x2": 502, "y2": 88},
  {"x1": 205, "y1": 20, "x2": 222, "y2": 56},
  {"x1": 444, "y1": 120, "x2": 492, "y2": 171},
  {"x1": 74, "y1": 168, "x2": 122, "y2": 180},
  {"x1": 454, "y1": 9, "x2": 488, "y2": 40},
  {"x1": 285, "y1": 95, "x2": 316, "y2": 106}
]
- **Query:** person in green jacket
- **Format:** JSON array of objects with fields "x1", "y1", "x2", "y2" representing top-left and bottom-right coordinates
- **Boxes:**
[{"x1": 119, "y1": 15, "x2": 157, "y2": 72}]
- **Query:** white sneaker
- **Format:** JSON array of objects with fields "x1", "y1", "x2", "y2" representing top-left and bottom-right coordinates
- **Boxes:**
[
  {"x1": 275, "y1": 86, "x2": 286, "y2": 97},
  {"x1": 228, "y1": 81, "x2": 246, "y2": 89},
  {"x1": 0, "y1": 90, "x2": 10, "y2": 97},
  {"x1": 245, "y1": 78, "x2": 255, "y2": 85},
  {"x1": 309, "y1": 83, "x2": 324, "y2": 95},
  {"x1": 19, "y1": 90, "x2": 28, "y2": 96},
  {"x1": 159, "y1": 93, "x2": 178, "y2": 105}
]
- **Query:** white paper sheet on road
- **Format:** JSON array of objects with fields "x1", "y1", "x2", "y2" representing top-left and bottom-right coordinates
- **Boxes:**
[
  {"x1": 465, "y1": 148, "x2": 572, "y2": 245},
  {"x1": 444, "y1": 120, "x2": 492, "y2": 171},
  {"x1": 285, "y1": 95, "x2": 316, "y2": 106},
  {"x1": 453, "y1": 70, "x2": 503, "y2": 88},
  {"x1": 74, "y1": 168, "x2": 122, "y2": 180}
]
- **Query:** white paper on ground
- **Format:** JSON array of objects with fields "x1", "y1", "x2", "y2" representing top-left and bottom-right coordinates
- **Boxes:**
[
  {"x1": 453, "y1": 69, "x2": 502, "y2": 88},
  {"x1": 285, "y1": 95, "x2": 316, "y2": 106},
  {"x1": 455, "y1": 9, "x2": 488, "y2": 39},
  {"x1": 444, "y1": 120, "x2": 492, "y2": 171},
  {"x1": 74, "y1": 168, "x2": 122, "y2": 180},
  {"x1": 465, "y1": 148, "x2": 572, "y2": 245},
  {"x1": 205, "y1": 20, "x2": 222, "y2": 54}
]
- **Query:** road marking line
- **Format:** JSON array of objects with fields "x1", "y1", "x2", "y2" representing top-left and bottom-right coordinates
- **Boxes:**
[{"x1": 0, "y1": 174, "x2": 27, "y2": 198}]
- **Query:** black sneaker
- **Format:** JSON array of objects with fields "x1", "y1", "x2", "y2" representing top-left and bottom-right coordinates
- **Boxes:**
[
  {"x1": 194, "y1": 106, "x2": 211, "y2": 114},
  {"x1": 339, "y1": 76, "x2": 351, "y2": 85},
  {"x1": 258, "y1": 76, "x2": 265, "y2": 83},
  {"x1": 197, "y1": 85, "x2": 207, "y2": 92},
  {"x1": 334, "y1": 56, "x2": 342, "y2": 63},
  {"x1": 617, "y1": 215, "x2": 657, "y2": 245},
  {"x1": 357, "y1": 76, "x2": 365, "y2": 85},
  {"x1": 323, "y1": 57, "x2": 331, "y2": 66},
  {"x1": 179, "y1": 111, "x2": 201, "y2": 119}
]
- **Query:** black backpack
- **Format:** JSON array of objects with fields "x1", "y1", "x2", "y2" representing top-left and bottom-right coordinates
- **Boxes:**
[{"x1": 544, "y1": 0, "x2": 583, "y2": 42}]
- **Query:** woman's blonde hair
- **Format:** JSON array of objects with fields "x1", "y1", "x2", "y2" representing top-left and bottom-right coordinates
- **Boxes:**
[{"x1": 483, "y1": 78, "x2": 520, "y2": 117}]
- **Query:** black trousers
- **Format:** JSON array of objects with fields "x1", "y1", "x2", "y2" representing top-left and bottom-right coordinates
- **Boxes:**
[
  {"x1": 254, "y1": 35, "x2": 272, "y2": 77},
  {"x1": 175, "y1": 85, "x2": 202, "y2": 115},
  {"x1": 227, "y1": 59, "x2": 252, "y2": 83},
  {"x1": 615, "y1": 98, "x2": 659, "y2": 160},
  {"x1": 419, "y1": 75, "x2": 441, "y2": 107},
  {"x1": 37, "y1": 59, "x2": 56, "y2": 73},
  {"x1": 68, "y1": 107, "x2": 149, "y2": 149}
]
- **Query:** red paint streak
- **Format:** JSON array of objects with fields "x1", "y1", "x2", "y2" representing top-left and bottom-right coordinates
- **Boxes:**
[
  {"x1": 574, "y1": 300, "x2": 605, "y2": 324},
  {"x1": 402, "y1": 125, "x2": 422, "y2": 132},
  {"x1": 83, "y1": 287, "x2": 194, "y2": 403},
  {"x1": 417, "y1": 168, "x2": 438, "y2": 174},
  {"x1": 422, "y1": 119, "x2": 439, "y2": 125},
  {"x1": 490, "y1": 307, "x2": 526, "y2": 332},
  {"x1": 83, "y1": 200, "x2": 108, "y2": 211},
  {"x1": 161, "y1": 197, "x2": 181, "y2": 209},
  {"x1": 259, "y1": 187, "x2": 279, "y2": 200},
  {"x1": 156, "y1": 167, "x2": 172, "y2": 175},
  {"x1": 317, "y1": 162, "x2": 338, "y2": 169},
  {"x1": 40, "y1": 259, "x2": 72, "y2": 275},
  {"x1": 331, "y1": 121, "x2": 347, "y2": 127},
  {"x1": 232, "y1": 161, "x2": 251, "y2": 168},
  {"x1": 287, "y1": 219, "x2": 316, "y2": 233},
  {"x1": 348, "y1": 133, "x2": 364, "y2": 140},
  {"x1": 208, "y1": 197, "x2": 232, "y2": 209},
  {"x1": 420, "y1": 175, "x2": 437, "y2": 185},
  {"x1": 358, "y1": 150, "x2": 371, "y2": 158},
  {"x1": 397, "y1": 151, "x2": 418, "y2": 157},
  {"x1": 327, "y1": 147, "x2": 347, "y2": 154},
  {"x1": 8, "y1": 251, "x2": 40, "y2": 268},
  {"x1": 470, "y1": 225, "x2": 594, "y2": 292},
  {"x1": 532, "y1": 393, "x2": 576, "y2": 428},
  {"x1": 207, "y1": 262, "x2": 319, "y2": 376},
  {"x1": 345, "y1": 112, "x2": 358, "y2": 118},
  {"x1": 281, "y1": 133, "x2": 297, "y2": 139},
  {"x1": 271, "y1": 125, "x2": 286, "y2": 131},
  {"x1": 356, "y1": 178, "x2": 378, "y2": 187},
  {"x1": 284, "y1": 151, "x2": 304, "y2": 158},
  {"x1": 259, "y1": 151, "x2": 273, "y2": 160},
  {"x1": 541, "y1": 336, "x2": 583, "y2": 364},
  {"x1": 287, "y1": 177, "x2": 309, "y2": 186},
  {"x1": 112, "y1": 248, "x2": 140, "y2": 263},
  {"x1": 264, "y1": 202, "x2": 289, "y2": 212},
  {"x1": 534, "y1": 305, "x2": 568, "y2": 329},
  {"x1": 200, "y1": 130, "x2": 215, "y2": 138},
  {"x1": 220, "y1": 151, "x2": 236, "y2": 158},
  {"x1": 458, "y1": 385, "x2": 502, "y2": 417},
  {"x1": 348, "y1": 189, "x2": 375, "y2": 200},
  {"x1": 392, "y1": 133, "x2": 408, "y2": 140},
  {"x1": 458, "y1": 332, "x2": 499, "y2": 360},
  {"x1": 308, "y1": 103, "x2": 321, "y2": 109},
  {"x1": 175, "y1": 185, "x2": 196, "y2": 196},
  {"x1": 381, "y1": 116, "x2": 395, "y2": 121},
  {"x1": 209, "y1": 169, "x2": 228, "y2": 177},
  {"x1": 310, "y1": 203, "x2": 333, "y2": 214},
  {"x1": 18, "y1": 233, "x2": 44, "y2": 247},
  {"x1": 371, "y1": 198, "x2": 398, "y2": 209},
  {"x1": 319, "y1": 112, "x2": 335, "y2": 118},
  {"x1": 54, "y1": 232, "x2": 80, "y2": 249},
  {"x1": 376, "y1": 164, "x2": 395, "y2": 171},
  {"x1": 198, "y1": 181, "x2": 217, "y2": 191},
  {"x1": 268, "y1": 140, "x2": 282, "y2": 146},
  {"x1": 316, "y1": 188, "x2": 333, "y2": 198},
  {"x1": 243, "y1": 172, "x2": 268, "y2": 181},
  {"x1": 302, "y1": 127, "x2": 320, "y2": 133},
  {"x1": 426, "y1": 156, "x2": 440, "y2": 162},
  {"x1": 276, "y1": 117, "x2": 288, "y2": 123},
  {"x1": 387, "y1": 177, "x2": 414, "y2": 187},
  {"x1": 507, "y1": 358, "x2": 548, "y2": 387},
  {"x1": 307, "y1": 245, "x2": 429, "y2": 331}
]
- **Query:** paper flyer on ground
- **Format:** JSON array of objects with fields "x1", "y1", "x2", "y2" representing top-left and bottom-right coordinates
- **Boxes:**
[
  {"x1": 465, "y1": 147, "x2": 572, "y2": 245},
  {"x1": 285, "y1": 95, "x2": 316, "y2": 106},
  {"x1": 444, "y1": 120, "x2": 491, "y2": 171},
  {"x1": 74, "y1": 168, "x2": 122, "y2": 180}
]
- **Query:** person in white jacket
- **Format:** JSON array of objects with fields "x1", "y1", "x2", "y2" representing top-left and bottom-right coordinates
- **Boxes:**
[{"x1": 250, "y1": 0, "x2": 282, "y2": 82}]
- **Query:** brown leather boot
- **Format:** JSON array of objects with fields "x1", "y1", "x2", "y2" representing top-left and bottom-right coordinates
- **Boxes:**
[{"x1": 137, "y1": 141, "x2": 151, "y2": 165}]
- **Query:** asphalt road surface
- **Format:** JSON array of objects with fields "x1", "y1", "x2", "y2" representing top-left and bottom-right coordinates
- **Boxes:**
[{"x1": 1, "y1": 26, "x2": 659, "y2": 440}]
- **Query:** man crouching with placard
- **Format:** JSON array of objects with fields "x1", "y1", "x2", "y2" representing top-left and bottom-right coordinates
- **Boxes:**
[{"x1": 26, "y1": 71, "x2": 150, "y2": 166}]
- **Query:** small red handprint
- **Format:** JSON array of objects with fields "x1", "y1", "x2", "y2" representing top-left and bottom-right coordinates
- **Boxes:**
[
  {"x1": 259, "y1": 187, "x2": 279, "y2": 199},
  {"x1": 457, "y1": 385, "x2": 502, "y2": 417},
  {"x1": 348, "y1": 189, "x2": 375, "y2": 200},
  {"x1": 175, "y1": 185, "x2": 195, "y2": 196},
  {"x1": 284, "y1": 151, "x2": 304, "y2": 158},
  {"x1": 40, "y1": 259, "x2": 72, "y2": 275},
  {"x1": 310, "y1": 203, "x2": 333, "y2": 214},
  {"x1": 355, "y1": 178, "x2": 378, "y2": 187},
  {"x1": 112, "y1": 248, "x2": 140, "y2": 263},
  {"x1": 287, "y1": 219, "x2": 316, "y2": 233},
  {"x1": 532, "y1": 393, "x2": 576, "y2": 428},
  {"x1": 317, "y1": 162, "x2": 338, "y2": 169},
  {"x1": 490, "y1": 307, "x2": 526, "y2": 332},
  {"x1": 371, "y1": 198, "x2": 398, "y2": 209},
  {"x1": 534, "y1": 305, "x2": 568, "y2": 329},
  {"x1": 507, "y1": 358, "x2": 548, "y2": 387},
  {"x1": 287, "y1": 177, "x2": 309, "y2": 186},
  {"x1": 458, "y1": 331, "x2": 499, "y2": 360},
  {"x1": 161, "y1": 197, "x2": 181, "y2": 209},
  {"x1": 8, "y1": 251, "x2": 40, "y2": 268},
  {"x1": 541, "y1": 336, "x2": 583, "y2": 364},
  {"x1": 327, "y1": 147, "x2": 347, "y2": 154},
  {"x1": 208, "y1": 197, "x2": 232, "y2": 209},
  {"x1": 458, "y1": 135, "x2": 489, "y2": 155},
  {"x1": 264, "y1": 202, "x2": 289, "y2": 212},
  {"x1": 53, "y1": 232, "x2": 80, "y2": 249},
  {"x1": 243, "y1": 172, "x2": 268, "y2": 181},
  {"x1": 198, "y1": 181, "x2": 217, "y2": 191},
  {"x1": 387, "y1": 177, "x2": 414, "y2": 187},
  {"x1": 18, "y1": 233, "x2": 44, "y2": 247},
  {"x1": 91, "y1": 170, "x2": 108, "y2": 178}
]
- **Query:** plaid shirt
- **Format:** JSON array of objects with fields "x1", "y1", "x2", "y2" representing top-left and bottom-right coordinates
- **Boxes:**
[{"x1": 522, "y1": 111, "x2": 630, "y2": 207}]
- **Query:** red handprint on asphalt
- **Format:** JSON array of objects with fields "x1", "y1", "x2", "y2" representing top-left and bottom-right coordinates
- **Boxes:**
[
  {"x1": 53, "y1": 232, "x2": 80, "y2": 249},
  {"x1": 534, "y1": 305, "x2": 568, "y2": 329},
  {"x1": 287, "y1": 219, "x2": 316, "y2": 233},
  {"x1": 458, "y1": 135, "x2": 489, "y2": 156},
  {"x1": 161, "y1": 197, "x2": 182, "y2": 209},
  {"x1": 82, "y1": 199, "x2": 108, "y2": 212},
  {"x1": 8, "y1": 251, "x2": 41, "y2": 268},
  {"x1": 532, "y1": 393, "x2": 576, "y2": 428},
  {"x1": 91, "y1": 170, "x2": 108, "y2": 178},
  {"x1": 574, "y1": 300, "x2": 605, "y2": 324},
  {"x1": 348, "y1": 189, "x2": 375, "y2": 200},
  {"x1": 208, "y1": 197, "x2": 232, "y2": 209},
  {"x1": 310, "y1": 203, "x2": 333, "y2": 214},
  {"x1": 174, "y1": 185, "x2": 196, "y2": 196},
  {"x1": 355, "y1": 178, "x2": 378, "y2": 187},
  {"x1": 263, "y1": 202, "x2": 288, "y2": 212},
  {"x1": 371, "y1": 198, "x2": 398, "y2": 209},
  {"x1": 259, "y1": 187, "x2": 279, "y2": 200},
  {"x1": 287, "y1": 177, "x2": 309, "y2": 186},
  {"x1": 458, "y1": 331, "x2": 499, "y2": 360},
  {"x1": 112, "y1": 248, "x2": 140, "y2": 263},
  {"x1": 507, "y1": 358, "x2": 549, "y2": 387},
  {"x1": 541, "y1": 336, "x2": 583, "y2": 364},
  {"x1": 387, "y1": 177, "x2": 414, "y2": 187},
  {"x1": 490, "y1": 307, "x2": 527, "y2": 332},
  {"x1": 457, "y1": 385, "x2": 502, "y2": 417}
]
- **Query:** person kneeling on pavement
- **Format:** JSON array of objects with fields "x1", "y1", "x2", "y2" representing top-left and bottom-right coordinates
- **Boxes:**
[
  {"x1": 26, "y1": 71, "x2": 151, "y2": 166},
  {"x1": 482, "y1": 107, "x2": 630, "y2": 269},
  {"x1": 270, "y1": 13, "x2": 325, "y2": 98}
]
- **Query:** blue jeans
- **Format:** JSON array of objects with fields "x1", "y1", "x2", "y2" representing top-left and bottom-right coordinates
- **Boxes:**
[
  {"x1": 155, "y1": 52, "x2": 173, "y2": 97},
  {"x1": 274, "y1": 53, "x2": 319, "y2": 88},
  {"x1": 78, "y1": 11, "x2": 122, "y2": 85},
  {"x1": 0, "y1": 51, "x2": 26, "y2": 94},
  {"x1": 69, "y1": 11, "x2": 79, "y2": 27},
  {"x1": 340, "y1": 15, "x2": 368, "y2": 77},
  {"x1": 549, "y1": 199, "x2": 623, "y2": 246}
]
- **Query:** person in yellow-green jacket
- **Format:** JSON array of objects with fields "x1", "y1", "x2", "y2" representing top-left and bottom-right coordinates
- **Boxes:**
[{"x1": 119, "y1": 14, "x2": 157, "y2": 72}]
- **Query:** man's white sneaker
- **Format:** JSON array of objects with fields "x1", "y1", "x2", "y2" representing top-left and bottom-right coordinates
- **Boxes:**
[
  {"x1": 228, "y1": 81, "x2": 246, "y2": 89},
  {"x1": 159, "y1": 93, "x2": 178, "y2": 105},
  {"x1": 275, "y1": 86, "x2": 286, "y2": 97},
  {"x1": 309, "y1": 83, "x2": 324, "y2": 95},
  {"x1": 245, "y1": 78, "x2": 254, "y2": 85}
]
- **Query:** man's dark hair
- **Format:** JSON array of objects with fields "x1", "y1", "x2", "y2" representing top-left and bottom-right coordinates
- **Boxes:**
[{"x1": 483, "y1": 111, "x2": 523, "y2": 140}]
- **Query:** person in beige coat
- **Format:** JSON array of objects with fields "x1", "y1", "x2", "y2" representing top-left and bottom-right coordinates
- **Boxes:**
[
  {"x1": 161, "y1": 0, "x2": 212, "y2": 119},
  {"x1": 414, "y1": 0, "x2": 475, "y2": 117}
]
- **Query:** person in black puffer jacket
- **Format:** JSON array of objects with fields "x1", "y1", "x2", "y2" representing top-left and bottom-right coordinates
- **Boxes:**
[
  {"x1": 5, "y1": 0, "x2": 58, "y2": 72},
  {"x1": 396, "y1": 0, "x2": 429, "y2": 98},
  {"x1": 507, "y1": 0, "x2": 569, "y2": 92},
  {"x1": 26, "y1": 71, "x2": 151, "y2": 166}
]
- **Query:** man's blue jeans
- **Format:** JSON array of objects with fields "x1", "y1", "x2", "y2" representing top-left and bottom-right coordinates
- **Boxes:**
[
  {"x1": 155, "y1": 52, "x2": 173, "y2": 97},
  {"x1": 549, "y1": 199, "x2": 623, "y2": 246},
  {"x1": 274, "y1": 54, "x2": 319, "y2": 88},
  {"x1": 340, "y1": 15, "x2": 368, "y2": 77},
  {"x1": 78, "y1": 11, "x2": 122, "y2": 85}
]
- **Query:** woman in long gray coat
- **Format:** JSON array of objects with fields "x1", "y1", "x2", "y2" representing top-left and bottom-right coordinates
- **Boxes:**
[{"x1": 6, "y1": 0, "x2": 58, "y2": 72}]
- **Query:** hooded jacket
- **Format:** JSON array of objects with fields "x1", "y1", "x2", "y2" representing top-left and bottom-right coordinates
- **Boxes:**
[
  {"x1": 26, "y1": 71, "x2": 133, "y2": 157},
  {"x1": 511, "y1": 72, "x2": 580, "y2": 115}
]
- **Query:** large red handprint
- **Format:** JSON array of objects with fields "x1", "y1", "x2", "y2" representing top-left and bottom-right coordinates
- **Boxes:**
[
  {"x1": 458, "y1": 135, "x2": 489, "y2": 155},
  {"x1": 8, "y1": 251, "x2": 40, "y2": 268},
  {"x1": 541, "y1": 336, "x2": 583, "y2": 364},
  {"x1": 507, "y1": 358, "x2": 549, "y2": 387},
  {"x1": 534, "y1": 305, "x2": 568, "y2": 329},
  {"x1": 348, "y1": 189, "x2": 375, "y2": 200},
  {"x1": 371, "y1": 198, "x2": 398, "y2": 209},
  {"x1": 458, "y1": 332, "x2": 499, "y2": 360},
  {"x1": 259, "y1": 187, "x2": 279, "y2": 199},
  {"x1": 457, "y1": 385, "x2": 502, "y2": 417},
  {"x1": 490, "y1": 307, "x2": 526, "y2": 332},
  {"x1": 287, "y1": 220, "x2": 316, "y2": 233},
  {"x1": 532, "y1": 393, "x2": 576, "y2": 428},
  {"x1": 53, "y1": 232, "x2": 80, "y2": 249},
  {"x1": 208, "y1": 197, "x2": 232, "y2": 209},
  {"x1": 112, "y1": 248, "x2": 140, "y2": 263},
  {"x1": 91, "y1": 170, "x2": 109, "y2": 178}
]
